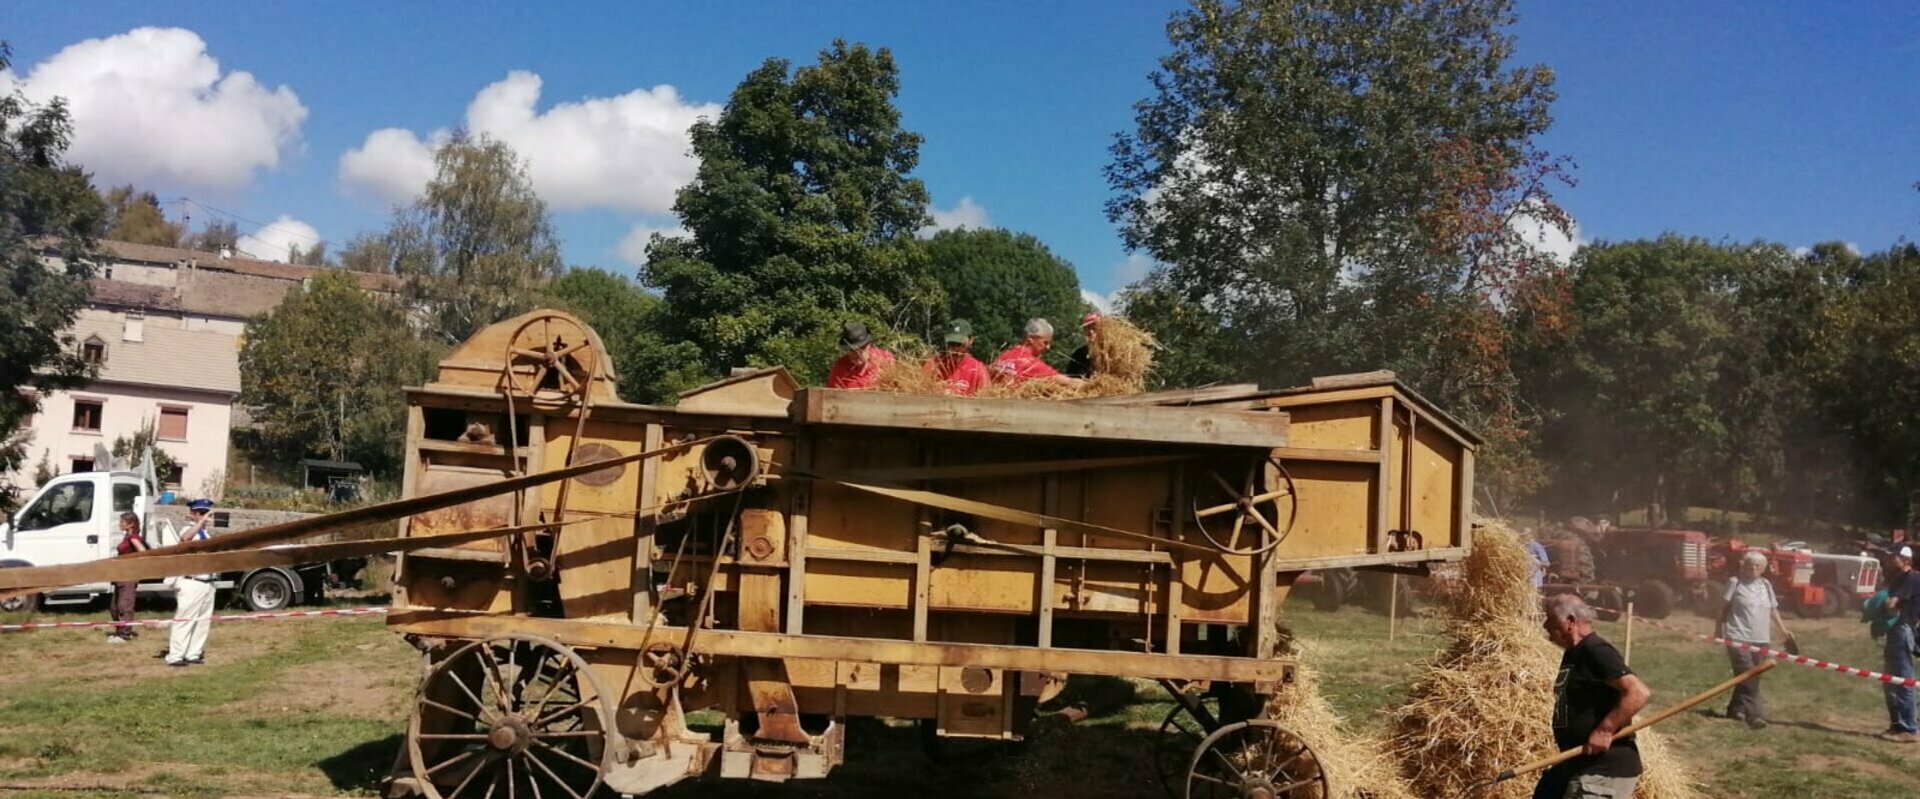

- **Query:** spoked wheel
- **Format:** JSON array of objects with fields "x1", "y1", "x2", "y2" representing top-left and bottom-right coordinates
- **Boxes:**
[
  {"x1": 408, "y1": 634, "x2": 616, "y2": 799},
  {"x1": 1184, "y1": 720, "x2": 1329, "y2": 799},
  {"x1": 1155, "y1": 693, "x2": 1222, "y2": 798},
  {"x1": 503, "y1": 312, "x2": 599, "y2": 403},
  {"x1": 1191, "y1": 456, "x2": 1297, "y2": 556}
]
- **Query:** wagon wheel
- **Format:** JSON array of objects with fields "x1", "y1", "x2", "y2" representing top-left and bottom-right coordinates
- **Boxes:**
[
  {"x1": 1155, "y1": 693, "x2": 1222, "y2": 798},
  {"x1": 408, "y1": 634, "x2": 617, "y2": 799},
  {"x1": 1184, "y1": 720, "x2": 1329, "y2": 799},
  {"x1": 503, "y1": 312, "x2": 599, "y2": 403},
  {"x1": 1191, "y1": 456, "x2": 1297, "y2": 556}
]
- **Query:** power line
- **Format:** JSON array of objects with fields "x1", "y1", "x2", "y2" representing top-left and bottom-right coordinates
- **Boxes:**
[{"x1": 164, "y1": 197, "x2": 330, "y2": 252}]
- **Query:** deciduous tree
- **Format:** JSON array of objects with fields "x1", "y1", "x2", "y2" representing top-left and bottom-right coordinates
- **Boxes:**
[
  {"x1": 101, "y1": 184, "x2": 184, "y2": 247},
  {"x1": 638, "y1": 41, "x2": 942, "y2": 395},
  {"x1": 0, "y1": 41, "x2": 108, "y2": 509},
  {"x1": 922, "y1": 228, "x2": 1090, "y2": 357}
]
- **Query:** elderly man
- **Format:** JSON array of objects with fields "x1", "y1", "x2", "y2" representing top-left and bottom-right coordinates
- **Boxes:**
[
  {"x1": 826, "y1": 321, "x2": 894, "y2": 389},
  {"x1": 1881, "y1": 546, "x2": 1920, "y2": 741},
  {"x1": 165, "y1": 499, "x2": 218, "y2": 668},
  {"x1": 1717, "y1": 550, "x2": 1792, "y2": 729},
  {"x1": 924, "y1": 319, "x2": 990, "y2": 396},
  {"x1": 990, "y1": 318, "x2": 1083, "y2": 387},
  {"x1": 1537, "y1": 593, "x2": 1652, "y2": 799}
]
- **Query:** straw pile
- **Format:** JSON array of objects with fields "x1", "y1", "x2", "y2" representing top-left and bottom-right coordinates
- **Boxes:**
[
  {"x1": 1386, "y1": 522, "x2": 1701, "y2": 799},
  {"x1": 1268, "y1": 632, "x2": 1418, "y2": 799}
]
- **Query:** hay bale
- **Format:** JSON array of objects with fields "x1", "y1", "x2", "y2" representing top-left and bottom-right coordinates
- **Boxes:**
[
  {"x1": 1265, "y1": 638, "x2": 1418, "y2": 799},
  {"x1": 1387, "y1": 522, "x2": 1702, "y2": 799},
  {"x1": 1085, "y1": 316, "x2": 1155, "y2": 392},
  {"x1": 855, "y1": 317, "x2": 1155, "y2": 400}
]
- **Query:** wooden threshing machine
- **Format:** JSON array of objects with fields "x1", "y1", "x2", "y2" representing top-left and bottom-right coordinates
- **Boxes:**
[{"x1": 378, "y1": 311, "x2": 1479, "y2": 799}]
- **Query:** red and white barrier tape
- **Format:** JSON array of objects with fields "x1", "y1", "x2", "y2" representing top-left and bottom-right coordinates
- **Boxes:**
[
  {"x1": 1607, "y1": 608, "x2": 1920, "y2": 688},
  {"x1": 0, "y1": 606, "x2": 388, "y2": 633}
]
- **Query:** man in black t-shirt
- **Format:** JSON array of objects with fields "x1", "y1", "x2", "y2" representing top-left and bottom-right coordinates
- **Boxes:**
[{"x1": 1536, "y1": 594, "x2": 1653, "y2": 799}]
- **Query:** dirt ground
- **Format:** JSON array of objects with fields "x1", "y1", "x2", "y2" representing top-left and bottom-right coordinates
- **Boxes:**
[{"x1": 1, "y1": 599, "x2": 1913, "y2": 798}]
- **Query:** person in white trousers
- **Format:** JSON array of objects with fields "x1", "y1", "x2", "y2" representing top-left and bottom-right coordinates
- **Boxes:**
[{"x1": 166, "y1": 499, "x2": 216, "y2": 667}]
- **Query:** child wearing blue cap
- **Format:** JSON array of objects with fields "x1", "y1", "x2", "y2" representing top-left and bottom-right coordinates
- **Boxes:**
[{"x1": 165, "y1": 499, "x2": 217, "y2": 667}]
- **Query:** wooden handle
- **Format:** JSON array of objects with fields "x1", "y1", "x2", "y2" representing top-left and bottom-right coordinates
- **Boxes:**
[{"x1": 1494, "y1": 659, "x2": 1776, "y2": 783}]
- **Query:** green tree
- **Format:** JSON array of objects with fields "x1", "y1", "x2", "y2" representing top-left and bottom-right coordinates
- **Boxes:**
[
  {"x1": 109, "y1": 418, "x2": 177, "y2": 486},
  {"x1": 1810, "y1": 242, "x2": 1920, "y2": 523},
  {"x1": 388, "y1": 132, "x2": 562, "y2": 344},
  {"x1": 290, "y1": 241, "x2": 330, "y2": 267},
  {"x1": 101, "y1": 184, "x2": 184, "y2": 246},
  {"x1": 1107, "y1": 0, "x2": 1568, "y2": 505},
  {"x1": 638, "y1": 41, "x2": 942, "y2": 396},
  {"x1": 337, "y1": 231, "x2": 396, "y2": 273},
  {"x1": 0, "y1": 41, "x2": 109, "y2": 510},
  {"x1": 541, "y1": 267, "x2": 663, "y2": 401},
  {"x1": 189, "y1": 219, "x2": 240, "y2": 253},
  {"x1": 922, "y1": 228, "x2": 1090, "y2": 356},
  {"x1": 239, "y1": 271, "x2": 436, "y2": 474}
]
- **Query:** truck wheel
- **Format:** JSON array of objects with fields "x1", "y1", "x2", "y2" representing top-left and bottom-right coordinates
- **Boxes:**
[
  {"x1": 1634, "y1": 580, "x2": 1676, "y2": 619},
  {"x1": 1311, "y1": 571, "x2": 1350, "y2": 611},
  {"x1": 1798, "y1": 585, "x2": 1840, "y2": 620},
  {"x1": 241, "y1": 571, "x2": 295, "y2": 612},
  {"x1": 0, "y1": 591, "x2": 36, "y2": 614}
]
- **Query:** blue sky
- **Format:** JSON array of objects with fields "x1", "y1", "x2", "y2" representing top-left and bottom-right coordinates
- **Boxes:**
[{"x1": 4, "y1": 1, "x2": 1915, "y2": 302}]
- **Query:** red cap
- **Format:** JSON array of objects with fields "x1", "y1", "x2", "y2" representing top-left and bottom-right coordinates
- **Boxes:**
[{"x1": 1081, "y1": 313, "x2": 1102, "y2": 328}]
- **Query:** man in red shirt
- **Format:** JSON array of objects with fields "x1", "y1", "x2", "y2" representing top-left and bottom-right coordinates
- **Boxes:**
[
  {"x1": 991, "y1": 318, "x2": 1085, "y2": 387},
  {"x1": 826, "y1": 321, "x2": 894, "y2": 389},
  {"x1": 924, "y1": 319, "x2": 989, "y2": 396}
]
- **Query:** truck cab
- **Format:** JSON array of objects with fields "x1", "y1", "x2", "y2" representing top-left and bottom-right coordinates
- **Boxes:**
[{"x1": 0, "y1": 472, "x2": 336, "y2": 613}]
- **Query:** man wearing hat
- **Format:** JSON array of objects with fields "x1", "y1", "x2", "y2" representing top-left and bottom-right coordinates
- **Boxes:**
[
  {"x1": 165, "y1": 499, "x2": 218, "y2": 667},
  {"x1": 1064, "y1": 313, "x2": 1101, "y2": 379},
  {"x1": 923, "y1": 319, "x2": 989, "y2": 396},
  {"x1": 827, "y1": 321, "x2": 895, "y2": 390},
  {"x1": 1882, "y1": 545, "x2": 1920, "y2": 740}
]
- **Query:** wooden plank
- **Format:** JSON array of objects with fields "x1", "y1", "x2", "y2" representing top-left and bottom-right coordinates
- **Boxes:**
[
  {"x1": 1039, "y1": 475, "x2": 1058, "y2": 649},
  {"x1": 840, "y1": 454, "x2": 1187, "y2": 483},
  {"x1": 1375, "y1": 397, "x2": 1393, "y2": 556},
  {"x1": 785, "y1": 435, "x2": 812, "y2": 635},
  {"x1": 387, "y1": 612, "x2": 1294, "y2": 684},
  {"x1": 793, "y1": 388, "x2": 1288, "y2": 449},
  {"x1": 632, "y1": 423, "x2": 662, "y2": 622},
  {"x1": 1070, "y1": 384, "x2": 1264, "y2": 406},
  {"x1": 1273, "y1": 446, "x2": 1385, "y2": 465},
  {"x1": 1310, "y1": 370, "x2": 1398, "y2": 390},
  {"x1": 805, "y1": 543, "x2": 1171, "y2": 566},
  {"x1": 1272, "y1": 547, "x2": 1470, "y2": 572}
]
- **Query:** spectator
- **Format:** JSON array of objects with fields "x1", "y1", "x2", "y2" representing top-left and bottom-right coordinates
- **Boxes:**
[
  {"x1": 1717, "y1": 550, "x2": 1792, "y2": 729},
  {"x1": 1880, "y1": 546, "x2": 1920, "y2": 741},
  {"x1": 106, "y1": 511, "x2": 146, "y2": 644},
  {"x1": 1524, "y1": 529, "x2": 1551, "y2": 589},
  {"x1": 164, "y1": 499, "x2": 217, "y2": 667}
]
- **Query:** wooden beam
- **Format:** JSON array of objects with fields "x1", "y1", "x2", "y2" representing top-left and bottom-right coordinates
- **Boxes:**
[
  {"x1": 1272, "y1": 447, "x2": 1385, "y2": 464},
  {"x1": 1070, "y1": 384, "x2": 1264, "y2": 407},
  {"x1": 793, "y1": 388, "x2": 1288, "y2": 449},
  {"x1": 840, "y1": 454, "x2": 1188, "y2": 483},
  {"x1": 387, "y1": 611, "x2": 1294, "y2": 684},
  {"x1": 1272, "y1": 547, "x2": 1470, "y2": 572}
]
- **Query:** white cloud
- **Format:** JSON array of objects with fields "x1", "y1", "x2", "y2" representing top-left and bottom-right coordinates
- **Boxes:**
[
  {"x1": 1510, "y1": 205, "x2": 1585, "y2": 264},
  {"x1": 0, "y1": 28, "x2": 306, "y2": 193},
  {"x1": 1843, "y1": 241, "x2": 1861, "y2": 256},
  {"x1": 920, "y1": 196, "x2": 991, "y2": 237},
  {"x1": 1078, "y1": 253, "x2": 1158, "y2": 316},
  {"x1": 616, "y1": 221, "x2": 686, "y2": 267},
  {"x1": 1080, "y1": 288, "x2": 1116, "y2": 315},
  {"x1": 235, "y1": 215, "x2": 321, "y2": 263},
  {"x1": 338, "y1": 71, "x2": 719, "y2": 213},
  {"x1": 338, "y1": 128, "x2": 444, "y2": 207}
]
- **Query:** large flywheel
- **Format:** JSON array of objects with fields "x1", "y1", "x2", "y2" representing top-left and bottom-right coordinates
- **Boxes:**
[
  {"x1": 503, "y1": 312, "x2": 600, "y2": 404},
  {"x1": 407, "y1": 634, "x2": 619, "y2": 799},
  {"x1": 1190, "y1": 455, "x2": 1297, "y2": 556}
]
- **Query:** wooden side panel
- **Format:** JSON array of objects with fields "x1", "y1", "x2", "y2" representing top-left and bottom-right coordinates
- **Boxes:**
[
  {"x1": 797, "y1": 389, "x2": 1290, "y2": 448},
  {"x1": 1275, "y1": 461, "x2": 1379, "y2": 560},
  {"x1": 1271, "y1": 400, "x2": 1380, "y2": 451},
  {"x1": 541, "y1": 418, "x2": 647, "y2": 620},
  {"x1": 410, "y1": 465, "x2": 517, "y2": 557},
  {"x1": 928, "y1": 555, "x2": 1039, "y2": 614},
  {"x1": 804, "y1": 560, "x2": 912, "y2": 609},
  {"x1": 806, "y1": 434, "x2": 920, "y2": 552},
  {"x1": 1413, "y1": 422, "x2": 1465, "y2": 548}
]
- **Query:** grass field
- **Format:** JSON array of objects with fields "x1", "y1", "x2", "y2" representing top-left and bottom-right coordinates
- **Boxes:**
[{"x1": 1, "y1": 598, "x2": 1915, "y2": 798}]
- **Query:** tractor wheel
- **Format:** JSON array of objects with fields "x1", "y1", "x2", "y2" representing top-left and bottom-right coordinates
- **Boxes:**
[
  {"x1": 1811, "y1": 583, "x2": 1844, "y2": 619},
  {"x1": 1686, "y1": 581, "x2": 1720, "y2": 616},
  {"x1": 1310, "y1": 570, "x2": 1350, "y2": 612},
  {"x1": 1634, "y1": 580, "x2": 1676, "y2": 619}
]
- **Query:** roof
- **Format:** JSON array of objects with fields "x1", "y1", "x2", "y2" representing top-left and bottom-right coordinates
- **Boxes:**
[
  {"x1": 68, "y1": 314, "x2": 241, "y2": 395},
  {"x1": 98, "y1": 240, "x2": 401, "y2": 293}
]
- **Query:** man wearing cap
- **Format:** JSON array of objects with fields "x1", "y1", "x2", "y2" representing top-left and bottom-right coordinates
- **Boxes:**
[
  {"x1": 827, "y1": 322, "x2": 894, "y2": 390},
  {"x1": 924, "y1": 319, "x2": 990, "y2": 396},
  {"x1": 1064, "y1": 313, "x2": 1101, "y2": 379},
  {"x1": 990, "y1": 318, "x2": 1084, "y2": 387},
  {"x1": 165, "y1": 499, "x2": 217, "y2": 667},
  {"x1": 1882, "y1": 546, "x2": 1920, "y2": 740}
]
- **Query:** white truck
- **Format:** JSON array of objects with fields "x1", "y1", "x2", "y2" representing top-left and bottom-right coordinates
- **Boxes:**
[{"x1": 0, "y1": 470, "x2": 357, "y2": 614}]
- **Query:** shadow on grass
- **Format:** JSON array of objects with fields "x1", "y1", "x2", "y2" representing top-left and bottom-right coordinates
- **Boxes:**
[{"x1": 317, "y1": 733, "x2": 403, "y2": 793}]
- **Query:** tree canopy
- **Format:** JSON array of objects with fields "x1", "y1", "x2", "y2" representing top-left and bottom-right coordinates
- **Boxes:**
[
  {"x1": 101, "y1": 184, "x2": 184, "y2": 247},
  {"x1": 922, "y1": 228, "x2": 1090, "y2": 357},
  {"x1": 636, "y1": 41, "x2": 942, "y2": 396},
  {"x1": 389, "y1": 132, "x2": 562, "y2": 344},
  {"x1": 0, "y1": 41, "x2": 108, "y2": 510}
]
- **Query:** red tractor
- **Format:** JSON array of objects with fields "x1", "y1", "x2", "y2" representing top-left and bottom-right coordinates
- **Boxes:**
[{"x1": 1540, "y1": 523, "x2": 1713, "y2": 618}]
